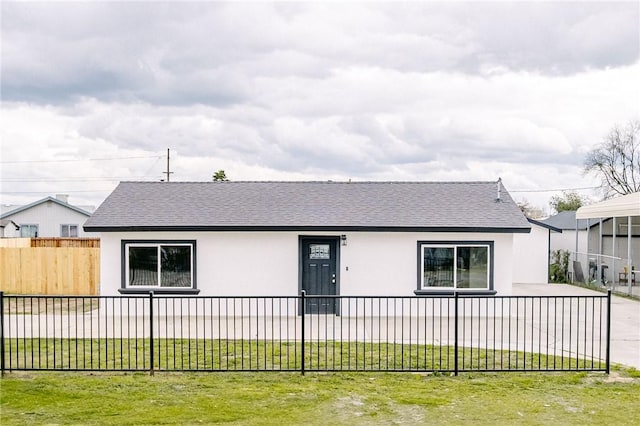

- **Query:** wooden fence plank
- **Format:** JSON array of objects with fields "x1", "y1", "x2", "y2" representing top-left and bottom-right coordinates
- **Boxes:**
[
  {"x1": 0, "y1": 246, "x2": 100, "y2": 295},
  {"x1": 0, "y1": 238, "x2": 31, "y2": 248}
]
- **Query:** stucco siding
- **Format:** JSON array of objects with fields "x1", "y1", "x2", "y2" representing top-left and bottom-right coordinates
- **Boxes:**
[
  {"x1": 513, "y1": 224, "x2": 549, "y2": 284},
  {"x1": 550, "y1": 230, "x2": 587, "y2": 255},
  {"x1": 99, "y1": 231, "x2": 515, "y2": 296}
]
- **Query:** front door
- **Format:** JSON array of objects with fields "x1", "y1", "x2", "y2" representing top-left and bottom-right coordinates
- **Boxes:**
[{"x1": 301, "y1": 237, "x2": 338, "y2": 314}]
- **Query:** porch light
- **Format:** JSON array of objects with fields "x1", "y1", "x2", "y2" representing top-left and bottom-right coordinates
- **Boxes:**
[{"x1": 341, "y1": 234, "x2": 347, "y2": 246}]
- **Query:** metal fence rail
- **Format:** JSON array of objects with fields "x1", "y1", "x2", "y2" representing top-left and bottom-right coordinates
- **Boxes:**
[{"x1": 0, "y1": 291, "x2": 611, "y2": 375}]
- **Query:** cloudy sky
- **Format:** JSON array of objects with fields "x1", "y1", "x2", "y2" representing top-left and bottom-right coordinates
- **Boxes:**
[{"x1": 1, "y1": 1, "x2": 638, "y2": 212}]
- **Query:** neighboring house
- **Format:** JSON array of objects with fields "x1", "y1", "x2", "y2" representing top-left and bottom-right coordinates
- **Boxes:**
[
  {"x1": 541, "y1": 196, "x2": 640, "y2": 285},
  {"x1": 0, "y1": 220, "x2": 20, "y2": 237},
  {"x1": 539, "y1": 211, "x2": 596, "y2": 256},
  {"x1": 0, "y1": 194, "x2": 97, "y2": 238},
  {"x1": 512, "y1": 219, "x2": 562, "y2": 284},
  {"x1": 85, "y1": 181, "x2": 530, "y2": 300}
]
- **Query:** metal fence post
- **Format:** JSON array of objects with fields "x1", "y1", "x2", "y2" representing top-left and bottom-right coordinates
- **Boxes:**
[
  {"x1": 301, "y1": 290, "x2": 306, "y2": 376},
  {"x1": 149, "y1": 291, "x2": 154, "y2": 376},
  {"x1": 0, "y1": 291, "x2": 5, "y2": 375},
  {"x1": 454, "y1": 292, "x2": 459, "y2": 376},
  {"x1": 605, "y1": 289, "x2": 611, "y2": 374}
]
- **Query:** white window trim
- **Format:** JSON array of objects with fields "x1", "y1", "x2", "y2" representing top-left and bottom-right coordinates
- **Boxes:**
[
  {"x1": 60, "y1": 224, "x2": 79, "y2": 237},
  {"x1": 125, "y1": 242, "x2": 194, "y2": 289},
  {"x1": 420, "y1": 243, "x2": 491, "y2": 290},
  {"x1": 20, "y1": 224, "x2": 39, "y2": 238}
]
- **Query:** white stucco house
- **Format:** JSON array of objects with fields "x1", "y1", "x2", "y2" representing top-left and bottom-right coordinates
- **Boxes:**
[
  {"x1": 84, "y1": 181, "x2": 531, "y2": 301},
  {"x1": 0, "y1": 195, "x2": 97, "y2": 238},
  {"x1": 512, "y1": 219, "x2": 561, "y2": 284}
]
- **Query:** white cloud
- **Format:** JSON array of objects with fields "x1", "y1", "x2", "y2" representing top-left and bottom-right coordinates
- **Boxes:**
[{"x1": 1, "y1": 2, "x2": 638, "y2": 211}]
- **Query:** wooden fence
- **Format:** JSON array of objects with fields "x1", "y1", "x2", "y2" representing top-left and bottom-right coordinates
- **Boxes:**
[{"x1": 0, "y1": 238, "x2": 100, "y2": 295}]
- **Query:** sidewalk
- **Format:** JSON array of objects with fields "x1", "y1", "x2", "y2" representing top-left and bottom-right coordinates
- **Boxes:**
[{"x1": 513, "y1": 283, "x2": 640, "y2": 369}]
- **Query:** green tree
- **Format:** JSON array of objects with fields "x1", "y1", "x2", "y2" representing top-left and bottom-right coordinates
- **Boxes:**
[
  {"x1": 549, "y1": 191, "x2": 586, "y2": 213},
  {"x1": 212, "y1": 170, "x2": 229, "y2": 181},
  {"x1": 549, "y1": 249, "x2": 570, "y2": 283},
  {"x1": 585, "y1": 120, "x2": 640, "y2": 198}
]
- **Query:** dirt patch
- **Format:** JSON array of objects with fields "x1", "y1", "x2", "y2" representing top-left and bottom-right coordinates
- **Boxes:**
[
  {"x1": 584, "y1": 371, "x2": 640, "y2": 384},
  {"x1": 331, "y1": 394, "x2": 427, "y2": 425},
  {"x1": 387, "y1": 402, "x2": 427, "y2": 425},
  {"x1": 333, "y1": 394, "x2": 368, "y2": 418}
]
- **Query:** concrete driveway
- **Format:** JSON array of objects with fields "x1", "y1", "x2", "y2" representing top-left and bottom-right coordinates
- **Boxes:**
[{"x1": 514, "y1": 283, "x2": 640, "y2": 369}]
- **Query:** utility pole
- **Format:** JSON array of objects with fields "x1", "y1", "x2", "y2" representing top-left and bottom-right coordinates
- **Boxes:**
[{"x1": 163, "y1": 148, "x2": 174, "y2": 182}]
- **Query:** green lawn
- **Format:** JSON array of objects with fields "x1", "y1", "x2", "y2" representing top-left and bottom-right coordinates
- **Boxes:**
[
  {"x1": 1, "y1": 369, "x2": 639, "y2": 425},
  {"x1": 4, "y1": 338, "x2": 605, "y2": 372}
]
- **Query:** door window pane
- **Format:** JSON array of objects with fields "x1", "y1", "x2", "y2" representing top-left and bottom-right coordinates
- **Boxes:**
[{"x1": 309, "y1": 244, "x2": 330, "y2": 259}]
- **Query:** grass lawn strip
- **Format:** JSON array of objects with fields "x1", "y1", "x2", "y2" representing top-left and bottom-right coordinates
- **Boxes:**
[{"x1": 1, "y1": 369, "x2": 639, "y2": 425}]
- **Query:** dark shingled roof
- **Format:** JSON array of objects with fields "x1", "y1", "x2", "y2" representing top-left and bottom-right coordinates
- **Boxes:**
[
  {"x1": 84, "y1": 181, "x2": 531, "y2": 232},
  {"x1": 539, "y1": 211, "x2": 599, "y2": 230}
]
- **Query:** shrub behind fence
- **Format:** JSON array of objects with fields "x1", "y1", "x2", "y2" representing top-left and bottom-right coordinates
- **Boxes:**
[{"x1": 0, "y1": 291, "x2": 611, "y2": 375}]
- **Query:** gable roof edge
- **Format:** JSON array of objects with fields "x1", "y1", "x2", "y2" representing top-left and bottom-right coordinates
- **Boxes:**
[{"x1": 0, "y1": 197, "x2": 92, "y2": 219}]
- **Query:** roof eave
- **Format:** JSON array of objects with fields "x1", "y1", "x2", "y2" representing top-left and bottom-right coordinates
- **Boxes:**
[
  {"x1": 84, "y1": 225, "x2": 532, "y2": 233},
  {"x1": 527, "y1": 218, "x2": 562, "y2": 233}
]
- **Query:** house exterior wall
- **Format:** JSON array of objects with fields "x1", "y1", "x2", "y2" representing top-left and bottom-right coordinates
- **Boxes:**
[
  {"x1": 512, "y1": 224, "x2": 549, "y2": 284},
  {"x1": 550, "y1": 229, "x2": 587, "y2": 255},
  {"x1": 3, "y1": 201, "x2": 97, "y2": 237},
  {"x1": 99, "y1": 231, "x2": 515, "y2": 296},
  {"x1": 0, "y1": 223, "x2": 20, "y2": 238}
]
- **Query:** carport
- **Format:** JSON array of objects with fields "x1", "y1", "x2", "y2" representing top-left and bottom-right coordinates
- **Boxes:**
[{"x1": 574, "y1": 192, "x2": 640, "y2": 296}]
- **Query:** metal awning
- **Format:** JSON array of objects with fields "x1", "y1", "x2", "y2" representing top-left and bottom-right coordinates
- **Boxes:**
[{"x1": 576, "y1": 192, "x2": 640, "y2": 219}]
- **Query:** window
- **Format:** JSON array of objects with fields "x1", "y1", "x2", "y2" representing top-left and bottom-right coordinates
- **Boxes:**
[
  {"x1": 60, "y1": 224, "x2": 78, "y2": 237},
  {"x1": 419, "y1": 242, "x2": 493, "y2": 291},
  {"x1": 20, "y1": 224, "x2": 38, "y2": 237},
  {"x1": 123, "y1": 241, "x2": 196, "y2": 291}
]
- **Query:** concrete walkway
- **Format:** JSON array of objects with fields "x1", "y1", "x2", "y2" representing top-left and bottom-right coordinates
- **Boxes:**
[{"x1": 514, "y1": 283, "x2": 640, "y2": 369}]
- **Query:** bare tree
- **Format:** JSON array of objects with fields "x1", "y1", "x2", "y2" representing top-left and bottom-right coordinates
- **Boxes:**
[
  {"x1": 585, "y1": 120, "x2": 640, "y2": 198},
  {"x1": 516, "y1": 199, "x2": 544, "y2": 219}
]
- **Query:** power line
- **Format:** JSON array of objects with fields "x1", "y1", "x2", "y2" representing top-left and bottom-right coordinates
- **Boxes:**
[
  {"x1": 0, "y1": 176, "x2": 156, "y2": 182},
  {"x1": 0, "y1": 155, "x2": 162, "y2": 164},
  {"x1": 1, "y1": 189, "x2": 114, "y2": 194},
  {"x1": 510, "y1": 186, "x2": 600, "y2": 193}
]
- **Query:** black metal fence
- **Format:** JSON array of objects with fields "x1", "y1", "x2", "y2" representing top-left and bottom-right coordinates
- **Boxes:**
[{"x1": 0, "y1": 291, "x2": 611, "y2": 375}]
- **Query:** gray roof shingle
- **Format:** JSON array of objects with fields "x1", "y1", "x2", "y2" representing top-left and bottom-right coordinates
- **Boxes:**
[
  {"x1": 84, "y1": 181, "x2": 531, "y2": 232},
  {"x1": 539, "y1": 211, "x2": 599, "y2": 230}
]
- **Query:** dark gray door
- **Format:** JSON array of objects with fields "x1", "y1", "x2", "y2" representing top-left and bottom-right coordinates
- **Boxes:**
[{"x1": 301, "y1": 238, "x2": 338, "y2": 314}]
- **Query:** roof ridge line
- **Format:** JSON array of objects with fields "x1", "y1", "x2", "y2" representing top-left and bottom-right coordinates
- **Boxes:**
[{"x1": 119, "y1": 180, "x2": 499, "y2": 184}]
